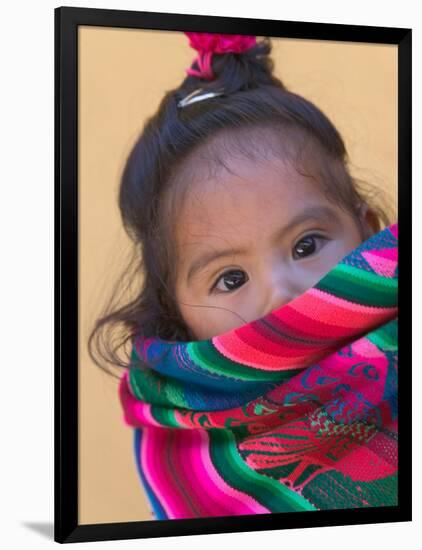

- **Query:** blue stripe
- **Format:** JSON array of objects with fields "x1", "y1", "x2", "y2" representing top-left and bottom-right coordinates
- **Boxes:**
[{"x1": 133, "y1": 428, "x2": 168, "y2": 520}]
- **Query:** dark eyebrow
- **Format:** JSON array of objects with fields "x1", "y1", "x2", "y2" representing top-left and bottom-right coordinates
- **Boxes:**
[{"x1": 186, "y1": 205, "x2": 341, "y2": 283}]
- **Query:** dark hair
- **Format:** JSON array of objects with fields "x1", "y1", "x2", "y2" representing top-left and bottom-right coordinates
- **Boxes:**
[{"x1": 87, "y1": 36, "x2": 395, "y2": 379}]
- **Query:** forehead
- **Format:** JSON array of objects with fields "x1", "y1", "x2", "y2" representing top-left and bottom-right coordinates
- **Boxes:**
[
  {"x1": 180, "y1": 159, "x2": 321, "y2": 233},
  {"x1": 166, "y1": 123, "x2": 320, "y2": 202},
  {"x1": 172, "y1": 132, "x2": 327, "y2": 240}
]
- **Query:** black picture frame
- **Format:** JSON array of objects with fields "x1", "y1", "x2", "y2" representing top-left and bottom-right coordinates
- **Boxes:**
[{"x1": 54, "y1": 5, "x2": 412, "y2": 544}]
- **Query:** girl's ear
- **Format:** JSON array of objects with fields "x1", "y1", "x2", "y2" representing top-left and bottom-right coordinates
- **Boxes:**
[{"x1": 359, "y1": 203, "x2": 381, "y2": 239}]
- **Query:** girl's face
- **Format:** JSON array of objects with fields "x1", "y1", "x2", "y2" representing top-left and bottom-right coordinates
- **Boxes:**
[{"x1": 174, "y1": 154, "x2": 373, "y2": 341}]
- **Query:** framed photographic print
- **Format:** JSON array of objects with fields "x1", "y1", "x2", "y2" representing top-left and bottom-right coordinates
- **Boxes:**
[{"x1": 55, "y1": 5, "x2": 411, "y2": 544}]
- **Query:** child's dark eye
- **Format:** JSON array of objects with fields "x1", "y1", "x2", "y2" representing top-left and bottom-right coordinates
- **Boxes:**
[
  {"x1": 292, "y1": 234, "x2": 327, "y2": 259},
  {"x1": 211, "y1": 234, "x2": 327, "y2": 293},
  {"x1": 212, "y1": 269, "x2": 248, "y2": 293}
]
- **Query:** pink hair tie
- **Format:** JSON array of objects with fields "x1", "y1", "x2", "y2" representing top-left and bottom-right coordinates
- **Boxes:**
[
  {"x1": 187, "y1": 50, "x2": 215, "y2": 80},
  {"x1": 184, "y1": 32, "x2": 257, "y2": 81}
]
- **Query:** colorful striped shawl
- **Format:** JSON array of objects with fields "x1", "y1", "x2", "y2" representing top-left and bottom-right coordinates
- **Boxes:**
[{"x1": 119, "y1": 223, "x2": 398, "y2": 520}]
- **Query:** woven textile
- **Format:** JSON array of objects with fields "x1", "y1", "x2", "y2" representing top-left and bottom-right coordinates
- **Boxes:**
[{"x1": 119, "y1": 223, "x2": 398, "y2": 520}]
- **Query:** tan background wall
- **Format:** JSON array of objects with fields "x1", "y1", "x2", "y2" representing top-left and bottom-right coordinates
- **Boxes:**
[{"x1": 79, "y1": 26, "x2": 398, "y2": 525}]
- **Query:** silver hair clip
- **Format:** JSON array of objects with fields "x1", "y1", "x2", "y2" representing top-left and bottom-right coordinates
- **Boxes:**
[{"x1": 177, "y1": 87, "x2": 225, "y2": 109}]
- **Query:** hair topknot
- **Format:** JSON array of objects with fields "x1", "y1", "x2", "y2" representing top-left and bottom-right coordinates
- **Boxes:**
[{"x1": 176, "y1": 37, "x2": 286, "y2": 103}]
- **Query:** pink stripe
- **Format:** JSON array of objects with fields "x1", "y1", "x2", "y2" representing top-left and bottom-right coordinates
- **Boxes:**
[
  {"x1": 119, "y1": 374, "x2": 164, "y2": 428},
  {"x1": 213, "y1": 334, "x2": 314, "y2": 370},
  {"x1": 389, "y1": 222, "x2": 398, "y2": 239},
  {"x1": 142, "y1": 428, "x2": 218, "y2": 519},
  {"x1": 141, "y1": 404, "x2": 165, "y2": 427},
  {"x1": 161, "y1": 430, "x2": 208, "y2": 517},
  {"x1": 290, "y1": 288, "x2": 397, "y2": 328},
  {"x1": 212, "y1": 275, "x2": 397, "y2": 369},
  {"x1": 270, "y1": 304, "x2": 376, "y2": 339},
  {"x1": 139, "y1": 427, "x2": 180, "y2": 519},
  {"x1": 248, "y1": 319, "x2": 323, "y2": 353}
]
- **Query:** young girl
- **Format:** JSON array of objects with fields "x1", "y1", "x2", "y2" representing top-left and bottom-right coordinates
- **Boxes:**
[{"x1": 88, "y1": 33, "x2": 398, "y2": 520}]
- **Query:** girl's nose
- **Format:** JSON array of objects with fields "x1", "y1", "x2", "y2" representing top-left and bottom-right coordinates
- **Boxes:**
[{"x1": 262, "y1": 272, "x2": 299, "y2": 317}]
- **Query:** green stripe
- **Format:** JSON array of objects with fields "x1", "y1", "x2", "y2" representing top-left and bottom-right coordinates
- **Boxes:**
[
  {"x1": 149, "y1": 405, "x2": 179, "y2": 427},
  {"x1": 129, "y1": 368, "x2": 146, "y2": 401},
  {"x1": 208, "y1": 429, "x2": 317, "y2": 512},
  {"x1": 189, "y1": 340, "x2": 301, "y2": 382},
  {"x1": 367, "y1": 319, "x2": 398, "y2": 351},
  {"x1": 269, "y1": 433, "x2": 309, "y2": 440},
  {"x1": 332, "y1": 262, "x2": 397, "y2": 286},
  {"x1": 317, "y1": 264, "x2": 397, "y2": 307},
  {"x1": 241, "y1": 447, "x2": 314, "y2": 456},
  {"x1": 129, "y1": 368, "x2": 189, "y2": 408}
]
